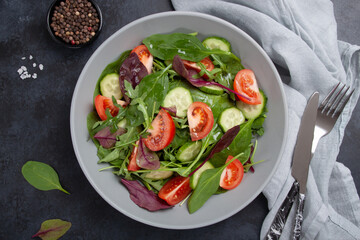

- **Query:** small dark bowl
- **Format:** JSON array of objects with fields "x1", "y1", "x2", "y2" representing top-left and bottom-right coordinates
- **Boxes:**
[{"x1": 46, "y1": 0, "x2": 103, "y2": 49}]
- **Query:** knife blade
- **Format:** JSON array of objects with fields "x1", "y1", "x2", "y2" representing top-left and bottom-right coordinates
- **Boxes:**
[
  {"x1": 266, "y1": 92, "x2": 319, "y2": 240},
  {"x1": 292, "y1": 91, "x2": 319, "y2": 240}
]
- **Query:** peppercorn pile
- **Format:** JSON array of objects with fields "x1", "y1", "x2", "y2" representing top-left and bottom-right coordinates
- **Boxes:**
[{"x1": 50, "y1": 0, "x2": 100, "y2": 46}]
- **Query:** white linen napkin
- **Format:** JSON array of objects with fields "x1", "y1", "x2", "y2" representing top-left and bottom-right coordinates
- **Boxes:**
[{"x1": 171, "y1": 0, "x2": 360, "y2": 239}]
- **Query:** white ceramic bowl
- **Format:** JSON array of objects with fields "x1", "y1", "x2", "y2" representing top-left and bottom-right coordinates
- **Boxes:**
[{"x1": 70, "y1": 11, "x2": 287, "y2": 229}]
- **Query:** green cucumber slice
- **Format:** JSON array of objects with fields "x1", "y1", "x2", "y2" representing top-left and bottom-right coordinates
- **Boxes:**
[
  {"x1": 100, "y1": 73, "x2": 122, "y2": 99},
  {"x1": 199, "y1": 85, "x2": 224, "y2": 95},
  {"x1": 162, "y1": 87, "x2": 193, "y2": 117},
  {"x1": 236, "y1": 90, "x2": 267, "y2": 120},
  {"x1": 202, "y1": 36, "x2": 232, "y2": 52},
  {"x1": 176, "y1": 141, "x2": 202, "y2": 162},
  {"x1": 218, "y1": 107, "x2": 245, "y2": 132},
  {"x1": 143, "y1": 170, "x2": 173, "y2": 180},
  {"x1": 190, "y1": 161, "x2": 214, "y2": 189}
]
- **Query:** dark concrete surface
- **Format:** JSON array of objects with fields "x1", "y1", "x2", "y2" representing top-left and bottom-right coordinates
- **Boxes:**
[{"x1": 0, "y1": 0, "x2": 358, "y2": 239}]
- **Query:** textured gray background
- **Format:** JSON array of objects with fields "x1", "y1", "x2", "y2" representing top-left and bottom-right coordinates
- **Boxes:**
[{"x1": 0, "y1": 0, "x2": 358, "y2": 239}]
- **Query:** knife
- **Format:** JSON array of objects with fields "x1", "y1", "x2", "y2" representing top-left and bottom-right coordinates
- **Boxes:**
[{"x1": 266, "y1": 92, "x2": 319, "y2": 240}]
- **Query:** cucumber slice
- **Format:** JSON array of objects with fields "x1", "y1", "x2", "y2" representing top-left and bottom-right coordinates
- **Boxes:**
[
  {"x1": 162, "y1": 87, "x2": 193, "y2": 117},
  {"x1": 176, "y1": 141, "x2": 202, "y2": 162},
  {"x1": 190, "y1": 161, "x2": 214, "y2": 189},
  {"x1": 236, "y1": 90, "x2": 267, "y2": 120},
  {"x1": 100, "y1": 73, "x2": 122, "y2": 99},
  {"x1": 218, "y1": 107, "x2": 245, "y2": 132},
  {"x1": 143, "y1": 169, "x2": 173, "y2": 180},
  {"x1": 199, "y1": 85, "x2": 224, "y2": 95},
  {"x1": 117, "y1": 118, "x2": 126, "y2": 128},
  {"x1": 202, "y1": 36, "x2": 232, "y2": 52}
]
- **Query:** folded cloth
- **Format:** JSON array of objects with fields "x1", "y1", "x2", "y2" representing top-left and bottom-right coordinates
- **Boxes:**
[{"x1": 171, "y1": 0, "x2": 360, "y2": 239}]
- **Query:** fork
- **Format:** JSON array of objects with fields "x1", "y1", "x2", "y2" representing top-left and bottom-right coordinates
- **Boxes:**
[{"x1": 310, "y1": 83, "x2": 354, "y2": 157}]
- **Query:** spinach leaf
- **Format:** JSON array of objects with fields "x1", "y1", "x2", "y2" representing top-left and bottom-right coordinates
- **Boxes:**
[
  {"x1": 143, "y1": 33, "x2": 236, "y2": 62},
  {"x1": 188, "y1": 168, "x2": 222, "y2": 213},
  {"x1": 187, "y1": 154, "x2": 243, "y2": 213},
  {"x1": 32, "y1": 219, "x2": 71, "y2": 240},
  {"x1": 210, "y1": 120, "x2": 254, "y2": 167},
  {"x1": 22, "y1": 161, "x2": 70, "y2": 194}
]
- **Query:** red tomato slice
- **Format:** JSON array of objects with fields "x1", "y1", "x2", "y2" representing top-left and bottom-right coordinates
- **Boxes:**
[
  {"x1": 127, "y1": 141, "x2": 140, "y2": 171},
  {"x1": 187, "y1": 102, "x2": 214, "y2": 141},
  {"x1": 182, "y1": 57, "x2": 214, "y2": 79},
  {"x1": 234, "y1": 69, "x2": 262, "y2": 105},
  {"x1": 220, "y1": 155, "x2": 244, "y2": 190},
  {"x1": 131, "y1": 45, "x2": 153, "y2": 74},
  {"x1": 94, "y1": 95, "x2": 120, "y2": 121},
  {"x1": 158, "y1": 176, "x2": 192, "y2": 205},
  {"x1": 143, "y1": 108, "x2": 175, "y2": 151}
]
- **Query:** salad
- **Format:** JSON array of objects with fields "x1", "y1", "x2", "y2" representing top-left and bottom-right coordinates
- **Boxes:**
[{"x1": 87, "y1": 33, "x2": 267, "y2": 213}]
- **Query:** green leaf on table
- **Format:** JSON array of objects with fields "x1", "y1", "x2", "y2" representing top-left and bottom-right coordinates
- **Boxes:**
[
  {"x1": 22, "y1": 161, "x2": 70, "y2": 194},
  {"x1": 32, "y1": 219, "x2": 71, "y2": 240}
]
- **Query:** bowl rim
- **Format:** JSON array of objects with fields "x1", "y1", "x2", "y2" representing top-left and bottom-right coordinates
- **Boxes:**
[
  {"x1": 70, "y1": 11, "x2": 288, "y2": 229},
  {"x1": 46, "y1": 0, "x2": 103, "y2": 49}
]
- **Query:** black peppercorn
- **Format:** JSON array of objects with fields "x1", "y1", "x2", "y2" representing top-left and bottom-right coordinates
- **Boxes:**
[{"x1": 50, "y1": 0, "x2": 100, "y2": 46}]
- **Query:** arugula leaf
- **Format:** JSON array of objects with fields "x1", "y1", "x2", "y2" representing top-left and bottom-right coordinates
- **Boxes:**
[{"x1": 143, "y1": 33, "x2": 237, "y2": 62}]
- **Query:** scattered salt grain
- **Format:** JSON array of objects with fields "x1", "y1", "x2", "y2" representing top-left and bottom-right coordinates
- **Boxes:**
[{"x1": 17, "y1": 55, "x2": 44, "y2": 80}]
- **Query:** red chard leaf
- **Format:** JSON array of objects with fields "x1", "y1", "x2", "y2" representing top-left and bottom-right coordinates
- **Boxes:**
[
  {"x1": 136, "y1": 137, "x2": 160, "y2": 170},
  {"x1": 94, "y1": 126, "x2": 126, "y2": 149},
  {"x1": 189, "y1": 125, "x2": 240, "y2": 176},
  {"x1": 119, "y1": 52, "x2": 148, "y2": 104},
  {"x1": 32, "y1": 219, "x2": 71, "y2": 240},
  {"x1": 172, "y1": 55, "x2": 250, "y2": 101},
  {"x1": 121, "y1": 179, "x2": 173, "y2": 211}
]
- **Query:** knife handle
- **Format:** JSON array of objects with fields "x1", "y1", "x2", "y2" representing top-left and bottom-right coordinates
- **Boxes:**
[
  {"x1": 292, "y1": 193, "x2": 305, "y2": 240},
  {"x1": 265, "y1": 181, "x2": 299, "y2": 240}
]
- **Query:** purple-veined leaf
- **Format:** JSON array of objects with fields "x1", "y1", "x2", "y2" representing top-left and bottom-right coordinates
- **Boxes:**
[
  {"x1": 189, "y1": 125, "x2": 240, "y2": 177},
  {"x1": 136, "y1": 137, "x2": 160, "y2": 170},
  {"x1": 172, "y1": 55, "x2": 250, "y2": 101},
  {"x1": 121, "y1": 179, "x2": 173, "y2": 211},
  {"x1": 94, "y1": 126, "x2": 126, "y2": 149},
  {"x1": 119, "y1": 52, "x2": 148, "y2": 104},
  {"x1": 160, "y1": 106, "x2": 177, "y2": 117},
  {"x1": 32, "y1": 219, "x2": 71, "y2": 240}
]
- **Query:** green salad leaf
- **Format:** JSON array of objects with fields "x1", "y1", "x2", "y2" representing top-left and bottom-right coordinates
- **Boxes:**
[
  {"x1": 32, "y1": 219, "x2": 71, "y2": 240},
  {"x1": 22, "y1": 161, "x2": 70, "y2": 194}
]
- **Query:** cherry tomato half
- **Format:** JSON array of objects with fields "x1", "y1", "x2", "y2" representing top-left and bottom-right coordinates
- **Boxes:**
[
  {"x1": 187, "y1": 102, "x2": 214, "y2": 141},
  {"x1": 131, "y1": 45, "x2": 153, "y2": 74},
  {"x1": 220, "y1": 155, "x2": 244, "y2": 190},
  {"x1": 143, "y1": 108, "x2": 176, "y2": 151},
  {"x1": 158, "y1": 176, "x2": 192, "y2": 205},
  {"x1": 94, "y1": 95, "x2": 122, "y2": 121},
  {"x1": 234, "y1": 69, "x2": 262, "y2": 105},
  {"x1": 182, "y1": 57, "x2": 214, "y2": 79},
  {"x1": 127, "y1": 140, "x2": 140, "y2": 171}
]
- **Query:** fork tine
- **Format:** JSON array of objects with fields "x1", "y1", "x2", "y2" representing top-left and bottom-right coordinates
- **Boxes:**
[
  {"x1": 329, "y1": 86, "x2": 350, "y2": 115},
  {"x1": 333, "y1": 88, "x2": 354, "y2": 118},
  {"x1": 319, "y1": 82, "x2": 340, "y2": 111}
]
